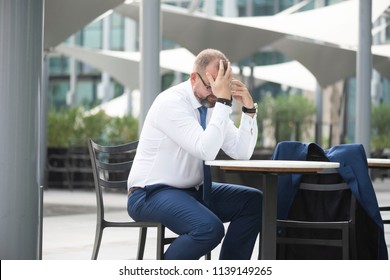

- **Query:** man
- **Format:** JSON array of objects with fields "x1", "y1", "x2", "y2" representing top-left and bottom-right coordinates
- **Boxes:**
[{"x1": 127, "y1": 49, "x2": 262, "y2": 260}]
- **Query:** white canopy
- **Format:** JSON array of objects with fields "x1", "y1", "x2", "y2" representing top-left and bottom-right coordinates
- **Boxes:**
[
  {"x1": 86, "y1": 89, "x2": 140, "y2": 117},
  {"x1": 44, "y1": 0, "x2": 125, "y2": 50},
  {"x1": 55, "y1": 44, "x2": 317, "y2": 92},
  {"x1": 250, "y1": 61, "x2": 316, "y2": 92},
  {"x1": 227, "y1": 0, "x2": 390, "y2": 49},
  {"x1": 115, "y1": 0, "x2": 390, "y2": 88},
  {"x1": 54, "y1": 44, "x2": 195, "y2": 89},
  {"x1": 271, "y1": 37, "x2": 358, "y2": 87},
  {"x1": 114, "y1": 3, "x2": 285, "y2": 62}
]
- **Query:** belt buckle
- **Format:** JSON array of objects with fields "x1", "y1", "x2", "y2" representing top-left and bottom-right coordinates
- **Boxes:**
[{"x1": 128, "y1": 186, "x2": 141, "y2": 196}]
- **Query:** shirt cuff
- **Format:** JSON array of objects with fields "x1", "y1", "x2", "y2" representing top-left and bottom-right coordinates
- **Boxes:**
[{"x1": 240, "y1": 111, "x2": 257, "y2": 129}]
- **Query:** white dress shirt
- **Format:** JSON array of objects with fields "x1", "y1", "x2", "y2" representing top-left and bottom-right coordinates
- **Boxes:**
[{"x1": 127, "y1": 80, "x2": 258, "y2": 190}]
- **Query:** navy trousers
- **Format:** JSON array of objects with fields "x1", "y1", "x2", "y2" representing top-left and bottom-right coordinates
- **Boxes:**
[{"x1": 127, "y1": 182, "x2": 262, "y2": 260}]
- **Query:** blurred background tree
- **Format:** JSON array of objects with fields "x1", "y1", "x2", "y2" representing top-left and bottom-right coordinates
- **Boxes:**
[
  {"x1": 371, "y1": 103, "x2": 390, "y2": 151},
  {"x1": 47, "y1": 107, "x2": 138, "y2": 147},
  {"x1": 259, "y1": 94, "x2": 316, "y2": 144}
]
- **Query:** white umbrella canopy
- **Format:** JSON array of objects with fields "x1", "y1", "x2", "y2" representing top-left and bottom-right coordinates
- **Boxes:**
[
  {"x1": 226, "y1": 0, "x2": 390, "y2": 88},
  {"x1": 271, "y1": 37, "x2": 357, "y2": 88},
  {"x1": 114, "y1": 2, "x2": 286, "y2": 62},
  {"x1": 54, "y1": 44, "x2": 195, "y2": 89},
  {"x1": 44, "y1": 0, "x2": 125, "y2": 50},
  {"x1": 114, "y1": 0, "x2": 390, "y2": 89},
  {"x1": 55, "y1": 44, "x2": 141, "y2": 89},
  {"x1": 86, "y1": 89, "x2": 140, "y2": 117},
  {"x1": 55, "y1": 43, "x2": 317, "y2": 118},
  {"x1": 272, "y1": 38, "x2": 390, "y2": 88},
  {"x1": 46, "y1": 0, "x2": 390, "y2": 90},
  {"x1": 249, "y1": 61, "x2": 317, "y2": 92},
  {"x1": 55, "y1": 44, "x2": 317, "y2": 92},
  {"x1": 228, "y1": 0, "x2": 390, "y2": 49}
]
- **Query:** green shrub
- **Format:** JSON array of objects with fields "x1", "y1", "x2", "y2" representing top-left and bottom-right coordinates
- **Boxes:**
[
  {"x1": 259, "y1": 94, "x2": 316, "y2": 143},
  {"x1": 47, "y1": 107, "x2": 139, "y2": 147},
  {"x1": 47, "y1": 107, "x2": 81, "y2": 147},
  {"x1": 371, "y1": 103, "x2": 390, "y2": 150},
  {"x1": 107, "y1": 115, "x2": 139, "y2": 144}
]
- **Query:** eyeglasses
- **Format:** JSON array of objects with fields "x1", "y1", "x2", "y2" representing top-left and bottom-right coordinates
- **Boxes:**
[{"x1": 196, "y1": 73, "x2": 212, "y2": 92}]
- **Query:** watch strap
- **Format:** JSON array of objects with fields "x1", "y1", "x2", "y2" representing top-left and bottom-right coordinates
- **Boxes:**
[
  {"x1": 242, "y1": 104, "x2": 257, "y2": 113},
  {"x1": 216, "y1": 98, "x2": 232, "y2": 107}
]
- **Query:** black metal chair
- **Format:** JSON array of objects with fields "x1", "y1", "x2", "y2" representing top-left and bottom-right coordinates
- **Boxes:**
[
  {"x1": 276, "y1": 169, "x2": 357, "y2": 260},
  {"x1": 274, "y1": 141, "x2": 387, "y2": 259},
  {"x1": 88, "y1": 139, "x2": 211, "y2": 260},
  {"x1": 88, "y1": 139, "x2": 175, "y2": 260},
  {"x1": 274, "y1": 142, "x2": 361, "y2": 260}
]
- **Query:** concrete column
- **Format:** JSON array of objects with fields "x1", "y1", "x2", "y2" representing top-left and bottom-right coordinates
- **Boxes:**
[
  {"x1": 315, "y1": 0, "x2": 326, "y2": 8},
  {"x1": 223, "y1": 0, "x2": 237, "y2": 17},
  {"x1": 66, "y1": 35, "x2": 77, "y2": 106},
  {"x1": 245, "y1": 0, "x2": 253, "y2": 16},
  {"x1": 98, "y1": 15, "x2": 114, "y2": 103},
  {"x1": 371, "y1": 18, "x2": 383, "y2": 106},
  {"x1": 0, "y1": 0, "x2": 43, "y2": 259},
  {"x1": 204, "y1": 0, "x2": 216, "y2": 16},
  {"x1": 314, "y1": 0, "x2": 325, "y2": 147},
  {"x1": 140, "y1": 0, "x2": 161, "y2": 132},
  {"x1": 356, "y1": 0, "x2": 372, "y2": 156},
  {"x1": 315, "y1": 84, "x2": 323, "y2": 146},
  {"x1": 37, "y1": 55, "x2": 50, "y2": 259},
  {"x1": 124, "y1": 18, "x2": 137, "y2": 116}
]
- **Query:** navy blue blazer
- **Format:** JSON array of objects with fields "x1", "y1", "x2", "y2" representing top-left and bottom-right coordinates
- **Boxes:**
[{"x1": 272, "y1": 141, "x2": 388, "y2": 259}]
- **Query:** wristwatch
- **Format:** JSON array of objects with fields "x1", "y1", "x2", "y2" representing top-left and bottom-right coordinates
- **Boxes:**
[
  {"x1": 242, "y1": 103, "x2": 257, "y2": 114},
  {"x1": 216, "y1": 98, "x2": 233, "y2": 107}
]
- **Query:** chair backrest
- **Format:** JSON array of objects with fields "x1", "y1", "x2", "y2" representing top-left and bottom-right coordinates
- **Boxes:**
[
  {"x1": 274, "y1": 141, "x2": 386, "y2": 259},
  {"x1": 291, "y1": 176, "x2": 355, "y2": 222},
  {"x1": 289, "y1": 147, "x2": 356, "y2": 224},
  {"x1": 281, "y1": 146, "x2": 358, "y2": 259},
  {"x1": 88, "y1": 139, "x2": 138, "y2": 220}
]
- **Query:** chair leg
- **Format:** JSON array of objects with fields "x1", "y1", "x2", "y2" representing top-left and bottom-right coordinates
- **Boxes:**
[
  {"x1": 348, "y1": 224, "x2": 357, "y2": 259},
  {"x1": 276, "y1": 242, "x2": 287, "y2": 260},
  {"x1": 137, "y1": 227, "x2": 148, "y2": 260},
  {"x1": 91, "y1": 225, "x2": 103, "y2": 260},
  {"x1": 157, "y1": 224, "x2": 165, "y2": 260},
  {"x1": 342, "y1": 227, "x2": 349, "y2": 260}
]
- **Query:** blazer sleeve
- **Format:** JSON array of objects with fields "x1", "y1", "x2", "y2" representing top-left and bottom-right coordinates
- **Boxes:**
[{"x1": 272, "y1": 141, "x2": 310, "y2": 219}]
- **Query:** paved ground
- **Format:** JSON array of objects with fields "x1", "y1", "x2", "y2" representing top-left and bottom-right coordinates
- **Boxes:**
[
  {"x1": 41, "y1": 179, "x2": 390, "y2": 260},
  {"x1": 42, "y1": 188, "x2": 228, "y2": 260}
]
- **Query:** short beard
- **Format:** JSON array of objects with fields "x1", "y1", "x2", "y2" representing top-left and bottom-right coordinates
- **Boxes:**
[{"x1": 195, "y1": 91, "x2": 217, "y2": 108}]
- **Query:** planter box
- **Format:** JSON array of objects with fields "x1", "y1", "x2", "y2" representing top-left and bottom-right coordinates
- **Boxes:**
[{"x1": 46, "y1": 146, "x2": 94, "y2": 190}]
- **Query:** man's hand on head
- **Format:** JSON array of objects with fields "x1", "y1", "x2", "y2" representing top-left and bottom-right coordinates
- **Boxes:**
[{"x1": 206, "y1": 60, "x2": 232, "y2": 100}]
